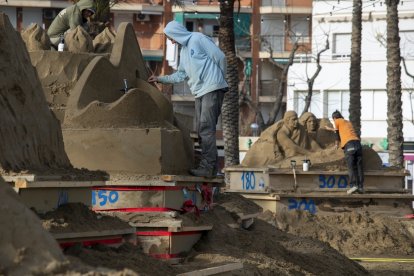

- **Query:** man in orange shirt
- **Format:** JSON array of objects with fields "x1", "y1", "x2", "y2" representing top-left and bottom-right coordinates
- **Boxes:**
[{"x1": 327, "y1": 110, "x2": 364, "y2": 194}]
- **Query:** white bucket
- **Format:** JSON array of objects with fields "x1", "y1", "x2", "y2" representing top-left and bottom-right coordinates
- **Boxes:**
[{"x1": 303, "y1": 162, "x2": 309, "y2": 171}]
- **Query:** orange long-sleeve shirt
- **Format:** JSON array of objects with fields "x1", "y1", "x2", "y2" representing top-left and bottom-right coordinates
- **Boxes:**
[{"x1": 334, "y1": 118, "x2": 359, "y2": 148}]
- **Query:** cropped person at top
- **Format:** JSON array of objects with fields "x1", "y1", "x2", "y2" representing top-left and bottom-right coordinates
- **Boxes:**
[
  {"x1": 326, "y1": 110, "x2": 364, "y2": 194},
  {"x1": 148, "y1": 20, "x2": 228, "y2": 178},
  {"x1": 47, "y1": 0, "x2": 95, "y2": 47}
]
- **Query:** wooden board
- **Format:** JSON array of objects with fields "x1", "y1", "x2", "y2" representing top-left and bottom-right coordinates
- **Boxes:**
[
  {"x1": 52, "y1": 228, "x2": 136, "y2": 240},
  {"x1": 177, "y1": 262, "x2": 244, "y2": 276},
  {"x1": 241, "y1": 193, "x2": 414, "y2": 217},
  {"x1": 161, "y1": 175, "x2": 224, "y2": 184},
  {"x1": 227, "y1": 169, "x2": 406, "y2": 193},
  {"x1": 92, "y1": 187, "x2": 203, "y2": 211},
  {"x1": 105, "y1": 175, "x2": 224, "y2": 187},
  {"x1": 14, "y1": 179, "x2": 105, "y2": 189}
]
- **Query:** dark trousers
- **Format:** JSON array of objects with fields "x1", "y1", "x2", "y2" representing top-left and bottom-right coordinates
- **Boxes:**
[
  {"x1": 195, "y1": 89, "x2": 225, "y2": 170},
  {"x1": 344, "y1": 140, "x2": 364, "y2": 188}
]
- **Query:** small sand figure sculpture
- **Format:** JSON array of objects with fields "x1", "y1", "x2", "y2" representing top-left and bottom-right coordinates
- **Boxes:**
[
  {"x1": 275, "y1": 111, "x2": 322, "y2": 161},
  {"x1": 299, "y1": 112, "x2": 318, "y2": 138}
]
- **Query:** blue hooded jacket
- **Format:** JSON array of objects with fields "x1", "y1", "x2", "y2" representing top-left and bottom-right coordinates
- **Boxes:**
[{"x1": 157, "y1": 21, "x2": 228, "y2": 98}]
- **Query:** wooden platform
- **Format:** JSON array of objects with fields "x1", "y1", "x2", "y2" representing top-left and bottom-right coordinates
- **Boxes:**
[
  {"x1": 106, "y1": 211, "x2": 213, "y2": 263},
  {"x1": 225, "y1": 166, "x2": 413, "y2": 217},
  {"x1": 6, "y1": 176, "x2": 106, "y2": 213},
  {"x1": 225, "y1": 167, "x2": 408, "y2": 193},
  {"x1": 238, "y1": 192, "x2": 414, "y2": 217},
  {"x1": 93, "y1": 174, "x2": 223, "y2": 212}
]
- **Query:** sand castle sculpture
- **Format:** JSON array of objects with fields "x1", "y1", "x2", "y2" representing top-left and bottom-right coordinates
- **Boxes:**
[
  {"x1": 27, "y1": 22, "x2": 193, "y2": 175},
  {"x1": 242, "y1": 110, "x2": 383, "y2": 170},
  {"x1": 0, "y1": 13, "x2": 72, "y2": 173},
  {"x1": 20, "y1": 20, "x2": 193, "y2": 175}
]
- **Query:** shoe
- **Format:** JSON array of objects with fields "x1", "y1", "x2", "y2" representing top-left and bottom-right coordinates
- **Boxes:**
[
  {"x1": 347, "y1": 186, "x2": 358, "y2": 194},
  {"x1": 189, "y1": 167, "x2": 215, "y2": 178},
  {"x1": 357, "y1": 187, "x2": 364, "y2": 194}
]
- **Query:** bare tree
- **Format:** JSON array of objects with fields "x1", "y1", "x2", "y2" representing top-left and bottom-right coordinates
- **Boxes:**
[{"x1": 301, "y1": 35, "x2": 329, "y2": 115}]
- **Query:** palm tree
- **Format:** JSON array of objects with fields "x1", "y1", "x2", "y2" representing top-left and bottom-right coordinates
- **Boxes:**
[
  {"x1": 349, "y1": 0, "x2": 362, "y2": 137},
  {"x1": 385, "y1": 0, "x2": 404, "y2": 168},
  {"x1": 219, "y1": 0, "x2": 240, "y2": 166}
]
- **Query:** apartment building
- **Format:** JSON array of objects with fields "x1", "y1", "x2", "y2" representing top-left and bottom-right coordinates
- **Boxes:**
[
  {"x1": 0, "y1": 0, "x2": 312, "y2": 130},
  {"x1": 287, "y1": 0, "x2": 414, "y2": 144}
]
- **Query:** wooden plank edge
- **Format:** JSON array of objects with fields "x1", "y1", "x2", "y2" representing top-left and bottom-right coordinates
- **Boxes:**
[
  {"x1": 177, "y1": 262, "x2": 243, "y2": 276},
  {"x1": 52, "y1": 228, "x2": 136, "y2": 240},
  {"x1": 14, "y1": 180, "x2": 105, "y2": 189},
  {"x1": 161, "y1": 174, "x2": 224, "y2": 184}
]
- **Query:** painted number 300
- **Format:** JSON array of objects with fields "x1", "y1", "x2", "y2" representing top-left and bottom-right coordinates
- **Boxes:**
[
  {"x1": 92, "y1": 190, "x2": 119, "y2": 206},
  {"x1": 319, "y1": 175, "x2": 348, "y2": 189}
]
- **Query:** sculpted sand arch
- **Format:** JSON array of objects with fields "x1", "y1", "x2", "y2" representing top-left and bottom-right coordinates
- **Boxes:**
[{"x1": 64, "y1": 23, "x2": 173, "y2": 127}]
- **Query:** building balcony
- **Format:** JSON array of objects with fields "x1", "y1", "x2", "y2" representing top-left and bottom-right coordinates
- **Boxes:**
[
  {"x1": 260, "y1": 0, "x2": 312, "y2": 14},
  {"x1": 1, "y1": 0, "x2": 69, "y2": 8},
  {"x1": 259, "y1": 34, "x2": 311, "y2": 58}
]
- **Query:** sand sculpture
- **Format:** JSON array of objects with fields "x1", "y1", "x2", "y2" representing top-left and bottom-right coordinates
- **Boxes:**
[
  {"x1": 93, "y1": 27, "x2": 115, "y2": 53},
  {"x1": 242, "y1": 110, "x2": 383, "y2": 170},
  {"x1": 61, "y1": 23, "x2": 193, "y2": 175},
  {"x1": 21, "y1": 23, "x2": 51, "y2": 51},
  {"x1": 64, "y1": 25, "x2": 94, "y2": 53},
  {"x1": 0, "y1": 13, "x2": 72, "y2": 173}
]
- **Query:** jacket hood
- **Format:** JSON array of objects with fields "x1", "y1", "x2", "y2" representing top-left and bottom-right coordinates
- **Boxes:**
[
  {"x1": 164, "y1": 21, "x2": 192, "y2": 46},
  {"x1": 76, "y1": 0, "x2": 95, "y2": 13}
]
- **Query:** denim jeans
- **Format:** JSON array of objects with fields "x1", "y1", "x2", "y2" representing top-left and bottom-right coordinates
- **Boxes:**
[
  {"x1": 195, "y1": 89, "x2": 225, "y2": 170},
  {"x1": 344, "y1": 140, "x2": 364, "y2": 189}
]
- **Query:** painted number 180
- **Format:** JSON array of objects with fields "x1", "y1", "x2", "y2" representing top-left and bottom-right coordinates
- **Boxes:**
[
  {"x1": 241, "y1": 172, "x2": 256, "y2": 190},
  {"x1": 319, "y1": 175, "x2": 348, "y2": 189}
]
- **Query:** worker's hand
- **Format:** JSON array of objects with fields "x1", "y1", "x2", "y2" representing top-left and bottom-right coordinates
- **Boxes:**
[{"x1": 148, "y1": 75, "x2": 158, "y2": 83}]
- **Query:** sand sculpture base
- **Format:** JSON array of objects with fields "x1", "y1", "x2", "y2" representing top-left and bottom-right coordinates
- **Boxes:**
[
  {"x1": 63, "y1": 127, "x2": 191, "y2": 175},
  {"x1": 225, "y1": 166, "x2": 413, "y2": 217}
]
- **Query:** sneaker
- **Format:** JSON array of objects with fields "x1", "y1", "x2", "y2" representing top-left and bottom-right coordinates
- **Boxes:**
[
  {"x1": 347, "y1": 186, "x2": 358, "y2": 195},
  {"x1": 189, "y1": 167, "x2": 215, "y2": 178},
  {"x1": 357, "y1": 187, "x2": 364, "y2": 194}
]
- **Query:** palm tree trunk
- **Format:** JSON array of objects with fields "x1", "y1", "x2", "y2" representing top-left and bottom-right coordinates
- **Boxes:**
[
  {"x1": 349, "y1": 0, "x2": 362, "y2": 137},
  {"x1": 386, "y1": 0, "x2": 404, "y2": 168},
  {"x1": 219, "y1": 0, "x2": 240, "y2": 166}
]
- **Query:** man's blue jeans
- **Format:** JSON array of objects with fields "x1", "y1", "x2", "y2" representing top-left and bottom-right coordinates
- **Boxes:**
[
  {"x1": 344, "y1": 140, "x2": 364, "y2": 189},
  {"x1": 195, "y1": 89, "x2": 225, "y2": 171}
]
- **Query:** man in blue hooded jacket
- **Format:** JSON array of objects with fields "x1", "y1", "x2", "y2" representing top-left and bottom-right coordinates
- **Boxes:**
[{"x1": 149, "y1": 21, "x2": 228, "y2": 178}]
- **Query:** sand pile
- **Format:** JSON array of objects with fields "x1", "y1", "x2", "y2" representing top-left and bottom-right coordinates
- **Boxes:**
[
  {"x1": 0, "y1": 179, "x2": 67, "y2": 275},
  {"x1": 39, "y1": 203, "x2": 132, "y2": 233},
  {"x1": 56, "y1": 193, "x2": 368, "y2": 275},
  {"x1": 263, "y1": 210, "x2": 414, "y2": 257},
  {"x1": 0, "y1": 13, "x2": 71, "y2": 173}
]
